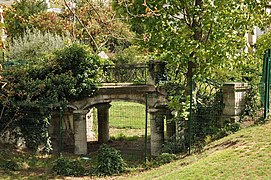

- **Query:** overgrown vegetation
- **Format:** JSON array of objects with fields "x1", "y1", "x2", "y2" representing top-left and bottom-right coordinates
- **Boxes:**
[{"x1": 0, "y1": 43, "x2": 102, "y2": 151}]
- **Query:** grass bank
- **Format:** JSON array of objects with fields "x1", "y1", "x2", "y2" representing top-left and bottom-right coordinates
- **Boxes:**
[{"x1": 118, "y1": 122, "x2": 271, "y2": 179}]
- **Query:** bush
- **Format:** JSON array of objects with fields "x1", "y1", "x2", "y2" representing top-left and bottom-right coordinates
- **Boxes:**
[
  {"x1": 95, "y1": 144, "x2": 126, "y2": 176},
  {"x1": 52, "y1": 158, "x2": 86, "y2": 176},
  {"x1": 153, "y1": 153, "x2": 177, "y2": 166},
  {"x1": 1, "y1": 43, "x2": 101, "y2": 152},
  {"x1": 8, "y1": 28, "x2": 69, "y2": 63},
  {"x1": 145, "y1": 153, "x2": 177, "y2": 168}
]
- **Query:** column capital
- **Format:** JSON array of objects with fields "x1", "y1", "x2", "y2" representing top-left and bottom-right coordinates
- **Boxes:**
[
  {"x1": 148, "y1": 108, "x2": 167, "y2": 114},
  {"x1": 95, "y1": 102, "x2": 111, "y2": 109},
  {"x1": 73, "y1": 110, "x2": 89, "y2": 114},
  {"x1": 148, "y1": 108, "x2": 160, "y2": 114}
]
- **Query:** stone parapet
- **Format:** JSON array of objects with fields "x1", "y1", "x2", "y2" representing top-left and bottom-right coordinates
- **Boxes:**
[{"x1": 221, "y1": 82, "x2": 249, "y2": 124}]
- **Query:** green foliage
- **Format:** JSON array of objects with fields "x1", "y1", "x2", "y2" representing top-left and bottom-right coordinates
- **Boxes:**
[
  {"x1": 256, "y1": 30, "x2": 271, "y2": 60},
  {"x1": 53, "y1": 43, "x2": 101, "y2": 98},
  {"x1": 0, "y1": 159, "x2": 20, "y2": 171},
  {"x1": 145, "y1": 153, "x2": 177, "y2": 168},
  {"x1": 115, "y1": 0, "x2": 268, "y2": 78},
  {"x1": 95, "y1": 144, "x2": 126, "y2": 176},
  {"x1": 4, "y1": 0, "x2": 47, "y2": 40},
  {"x1": 110, "y1": 133, "x2": 140, "y2": 141},
  {"x1": 52, "y1": 157, "x2": 86, "y2": 176},
  {"x1": 111, "y1": 46, "x2": 148, "y2": 64},
  {"x1": 8, "y1": 28, "x2": 69, "y2": 63},
  {"x1": 213, "y1": 122, "x2": 241, "y2": 140},
  {"x1": 1, "y1": 43, "x2": 101, "y2": 151},
  {"x1": 153, "y1": 153, "x2": 177, "y2": 167}
]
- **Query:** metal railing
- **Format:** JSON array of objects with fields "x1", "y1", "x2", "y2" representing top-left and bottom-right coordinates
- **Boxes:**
[{"x1": 100, "y1": 64, "x2": 148, "y2": 84}]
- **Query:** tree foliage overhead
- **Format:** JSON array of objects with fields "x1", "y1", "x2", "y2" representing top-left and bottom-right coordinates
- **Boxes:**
[
  {"x1": 4, "y1": 0, "x2": 47, "y2": 40},
  {"x1": 4, "y1": 0, "x2": 135, "y2": 52},
  {"x1": 114, "y1": 0, "x2": 269, "y2": 82}
]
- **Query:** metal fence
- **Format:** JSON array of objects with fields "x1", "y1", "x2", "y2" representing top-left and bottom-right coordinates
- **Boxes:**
[
  {"x1": 90, "y1": 101, "x2": 150, "y2": 161},
  {"x1": 100, "y1": 64, "x2": 148, "y2": 84}
]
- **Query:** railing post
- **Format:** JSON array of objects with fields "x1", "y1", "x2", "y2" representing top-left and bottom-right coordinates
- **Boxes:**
[
  {"x1": 58, "y1": 107, "x2": 63, "y2": 157},
  {"x1": 188, "y1": 77, "x2": 193, "y2": 154},
  {"x1": 148, "y1": 60, "x2": 167, "y2": 85}
]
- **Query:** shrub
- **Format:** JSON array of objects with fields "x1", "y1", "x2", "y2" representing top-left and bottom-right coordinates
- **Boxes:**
[
  {"x1": 8, "y1": 28, "x2": 69, "y2": 63},
  {"x1": 145, "y1": 153, "x2": 177, "y2": 168},
  {"x1": 153, "y1": 153, "x2": 177, "y2": 166},
  {"x1": 95, "y1": 144, "x2": 126, "y2": 176},
  {"x1": 1, "y1": 43, "x2": 101, "y2": 152},
  {"x1": 52, "y1": 158, "x2": 86, "y2": 176}
]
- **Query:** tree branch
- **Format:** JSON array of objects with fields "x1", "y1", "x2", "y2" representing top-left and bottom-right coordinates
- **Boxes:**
[{"x1": 63, "y1": 0, "x2": 99, "y2": 52}]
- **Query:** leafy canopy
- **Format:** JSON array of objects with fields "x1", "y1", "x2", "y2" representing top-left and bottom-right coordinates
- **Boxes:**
[{"x1": 114, "y1": 0, "x2": 269, "y2": 82}]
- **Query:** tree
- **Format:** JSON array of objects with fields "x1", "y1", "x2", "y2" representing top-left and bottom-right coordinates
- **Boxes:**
[
  {"x1": 114, "y1": 0, "x2": 270, "y2": 150},
  {"x1": 114, "y1": 0, "x2": 269, "y2": 88},
  {"x1": 4, "y1": 0, "x2": 135, "y2": 53},
  {"x1": 4, "y1": 0, "x2": 47, "y2": 40}
]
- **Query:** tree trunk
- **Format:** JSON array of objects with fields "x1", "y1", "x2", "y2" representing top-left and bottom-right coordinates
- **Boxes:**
[{"x1": 185, "y1": 0, "x2": 203, "y2": 95}]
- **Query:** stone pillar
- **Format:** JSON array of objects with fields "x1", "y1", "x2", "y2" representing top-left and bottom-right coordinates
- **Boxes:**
[
  {"x1": 148, "y1": 60, "x2": 167, "y2": 85},
  {"x1": 86, "y1": 108, "x2": 96, "y2": 141},
  {"x1": 166, "y1": 111, "x2": 176, "y2": 141},
  {"x1": 73, "y1": 110, "x2": 88, "y2": 155},
  {"x1": 149, "y1": 108, "x2": 165, "y2": 156},
  {"x1": 96, "y1": 103, "x2": 111, "y2": 143},
  {"x1": 221, "y1": 82, "x2": 249, "y2": 125}
]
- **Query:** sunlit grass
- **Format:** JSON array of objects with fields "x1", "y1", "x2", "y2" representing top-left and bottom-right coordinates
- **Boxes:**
[
  {"x1": 116, "y1": 122, "x2": 271, "y2": 179},
  {"x1": 110, "y1": 101, "x2": 149, "y2": 129}
]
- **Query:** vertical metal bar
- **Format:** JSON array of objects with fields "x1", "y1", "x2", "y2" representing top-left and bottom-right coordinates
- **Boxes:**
[
  {"x1": 145, "y1": 64, "x2": 147, "y2": 84},
  {"x1": 145, "y1": 94, "x2": 148, "y2": 163},
  {"x1": 264, "y1": 49, "x2": 271, "y2": 119},
  {"x1": 58, "y1": 107, "x2": 63, "y2": 158},
  {"x1": 268, "y1": 49, "x2": 271, "y2": 113},
  {"x1": 264, "y1": 50, "x2": 268, "y2": 119},
  {"x1": 188, "y1": 78, "x2": 193, "y2": 154},
  {"x1": 267, "y1": 50, "x2": 271, "y2": 117}
]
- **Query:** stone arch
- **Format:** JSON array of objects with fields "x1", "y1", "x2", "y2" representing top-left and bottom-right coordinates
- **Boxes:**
[{"x1": 58, "y1": 85, "x2": 171, "y2": 156}]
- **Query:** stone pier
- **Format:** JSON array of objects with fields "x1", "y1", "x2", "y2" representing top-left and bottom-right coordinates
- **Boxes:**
[
  {"x1": 221, "y1": 82, "x2": 249, "y2": 125},
  {"x1": 96, "y1": 103, "x2": 111, "y2": 143},
  {"x1": 73, "y1": 110, "x2": 88, "y2": 155},
  {"x1": 149, "y1": 108, "x2": 165, "y2": 156}
]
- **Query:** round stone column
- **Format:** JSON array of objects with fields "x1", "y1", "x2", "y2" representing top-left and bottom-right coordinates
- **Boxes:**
[{"x1": 96, "y1": 103, "x2": 111, "y2": 143}]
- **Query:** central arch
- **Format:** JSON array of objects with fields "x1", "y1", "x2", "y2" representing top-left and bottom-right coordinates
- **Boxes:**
[{"x1": 51, "y1": 84, "x2": 174, "y2": 156}]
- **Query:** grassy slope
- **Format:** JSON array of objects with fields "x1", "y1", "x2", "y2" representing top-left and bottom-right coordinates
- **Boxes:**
[{"x1": 119, "y1": 122, "x2": 271, "y2": 180}]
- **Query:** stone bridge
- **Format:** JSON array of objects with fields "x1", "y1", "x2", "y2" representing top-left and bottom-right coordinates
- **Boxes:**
[
  {"x1": 50, "y1": 61, "x2": 174, "y2": 156},
  {"x1": 49, "y1": 61, "x2": 250, "y2": 156}
]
